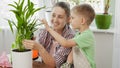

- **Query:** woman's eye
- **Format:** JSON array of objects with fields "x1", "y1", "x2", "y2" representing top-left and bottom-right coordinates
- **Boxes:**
[
  {"x1": 58, "y1": 16, "x2": 64, "y2": 19},
  {"x1": 71, "y1": 17, "x2": 74, "y2": 19},
  {"x1": 59, "y1": 17, "x2": 63, "y2": 18},
  {"x1": 52, "y1": 14, "x2": 55, "y2": 18}
]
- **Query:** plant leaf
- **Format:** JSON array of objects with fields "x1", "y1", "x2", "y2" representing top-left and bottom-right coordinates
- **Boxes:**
[
  {"x1": 7, "y1": 20, "x2": 14, "y2": 33},
  {"x1": 8, "y1": 4, "x2": 17, "y2": 9}
]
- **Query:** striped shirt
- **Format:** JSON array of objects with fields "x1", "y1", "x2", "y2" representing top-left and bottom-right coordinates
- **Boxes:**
[{"x1": 36, "y1": 25, "x2": 74, "y2": 68}]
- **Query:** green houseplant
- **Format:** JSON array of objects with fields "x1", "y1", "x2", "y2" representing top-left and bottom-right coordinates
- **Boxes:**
[
  {"x1": 7, "y1": 0, "x2": 44, "y2": 68},
  {"x1": 95, "y1": 0, "x2": 112, "y2": 29},
  {"x1": 7, "y1": 0, "x2": 44, "y2": 51},
  {"x1": 70, "y1": 0, "x2": 80, "y2": 5}
]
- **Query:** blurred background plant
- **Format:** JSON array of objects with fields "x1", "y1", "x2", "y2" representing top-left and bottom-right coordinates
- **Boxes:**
[
  {"x1": 104, "y1": 0, "x2": 110, "y2": 14},
  {"x1": 95, "y1": 0, "x2": 112, "y2": 29},
  {"x1": 69, "y1": 0, "x2": 80, "y2": 5}
]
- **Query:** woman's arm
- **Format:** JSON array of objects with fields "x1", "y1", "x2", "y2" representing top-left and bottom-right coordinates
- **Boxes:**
[
  {"x1": 38, "y1": 44, "x2": 55, "y2": 68},
  {"x1": 67, "y1": 50, "x2": 73, "y2": 64},
  {"x1": 22, "y1": 40, "x2": 55, "y2": 68},
  {"x1": 41, "y1": 19, "x2": 76, "y2": 48}
]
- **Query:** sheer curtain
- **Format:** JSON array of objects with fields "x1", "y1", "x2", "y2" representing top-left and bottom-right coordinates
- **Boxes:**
[{"x1": 113, "y1": 0, "x2": 120, "y2": 68}]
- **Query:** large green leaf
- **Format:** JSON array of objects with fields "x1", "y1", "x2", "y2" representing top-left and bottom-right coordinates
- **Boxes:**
[
  {"x1": 7, "y1": 20, "x2": 14, "y2": 33},
  {"x1": 8, "y1": 4, "x2": 17, "y2": 9},
  {"x1": 19, "y1": 0, "x2": 24, "y2": 12}
]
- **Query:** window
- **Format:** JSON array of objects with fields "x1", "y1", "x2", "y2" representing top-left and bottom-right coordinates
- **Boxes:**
[
  {"x1": 0, "y1": 0, "x2": 45, "y2": 27},
  {"x1": 58, "y1": 0, "x2": 115, "y2": 29},
  {"x1": 58, "y1": 0, "x2": 104, "y2": 13}
]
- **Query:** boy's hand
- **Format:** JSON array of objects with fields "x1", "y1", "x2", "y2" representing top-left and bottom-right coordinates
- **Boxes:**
[{"x1": 40, "y1": 19, "x2": 50, "y2": 31}]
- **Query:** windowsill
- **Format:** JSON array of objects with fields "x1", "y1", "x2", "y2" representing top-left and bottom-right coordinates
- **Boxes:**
[
  {"x1": 90, "y1": 26, "x2": 114, "y2": 34},
  {"x1": 0, "y1": 25, "x2": 115, "y2": 34}
]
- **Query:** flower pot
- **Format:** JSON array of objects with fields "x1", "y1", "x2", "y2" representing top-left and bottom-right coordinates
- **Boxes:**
[
  {"x1": 12, "y1": 49, "x2": 32, "y2": 68},
  {"x1": 95, "y1": 14, "x2": 112, "y2": 29}
]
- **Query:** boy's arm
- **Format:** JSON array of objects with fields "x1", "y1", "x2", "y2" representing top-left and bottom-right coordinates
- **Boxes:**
[
  {"x1": 48, "y1": 28, "x2": 76, "y2": 47},
  {"x1": 41, "y1": 19, "x2": 76, "y2": 48}
]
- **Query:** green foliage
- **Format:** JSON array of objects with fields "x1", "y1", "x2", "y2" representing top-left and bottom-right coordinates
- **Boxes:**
[
  {"x1": 70, "y1": 0, "x2": 80, "y2": 5},
  {"x1": 7, "y1": 0, "x2": 45, "y2": 51}
]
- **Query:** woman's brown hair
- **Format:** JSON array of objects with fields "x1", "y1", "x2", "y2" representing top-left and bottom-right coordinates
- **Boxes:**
[{"x1": 53, "y1": 2, "x2": 70, "y2": 18}]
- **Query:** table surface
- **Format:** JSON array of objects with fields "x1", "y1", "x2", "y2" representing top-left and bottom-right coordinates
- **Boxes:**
[
  {"x1": 1, "y1": 55, "x2": 53, "y2": 68},
  {"x1": 0, "y1": 61, "x2": 53, "y2": 68},
  {"x1": 33, "y1": 61, "x2": 53, "y2": 68}
]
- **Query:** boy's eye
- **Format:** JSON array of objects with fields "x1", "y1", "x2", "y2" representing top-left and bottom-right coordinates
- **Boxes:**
[{"x1": 52, "y1": 14, "x2": 64, "y2": 19}]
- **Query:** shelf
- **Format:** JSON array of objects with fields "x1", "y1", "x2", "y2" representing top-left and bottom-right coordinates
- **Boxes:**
[{"x1": 90, "y1": 26, "x2": 114, "y2": 34}]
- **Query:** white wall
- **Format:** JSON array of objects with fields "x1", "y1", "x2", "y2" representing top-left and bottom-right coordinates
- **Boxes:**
[
  {"x1": 94, "y1": 31, "x2": 114, "y2": 68},
  {"x1": 0, "y1": 27, "x2": 15, "y2": 54}
]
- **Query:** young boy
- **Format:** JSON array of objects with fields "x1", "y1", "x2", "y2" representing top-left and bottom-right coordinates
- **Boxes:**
[{"x1": 41, "y1": 4, "x2": 96, "y2": 68}]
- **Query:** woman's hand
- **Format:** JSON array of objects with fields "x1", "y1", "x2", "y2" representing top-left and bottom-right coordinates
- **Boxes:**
[
  {"x1": 40, "y1": 19, "x2": 50, "y2": 31},
  {"x1": 22, "y1": 40, "x2": 40, "y2": 50}
]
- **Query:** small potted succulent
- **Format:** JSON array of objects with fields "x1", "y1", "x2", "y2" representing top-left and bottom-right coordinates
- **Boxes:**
[
  {"x1": 7, "y1": 0, "x2": 44, "y2": 68},
  {"x1": 95, "y1": 0, "x2": 112, "y2": 29}
]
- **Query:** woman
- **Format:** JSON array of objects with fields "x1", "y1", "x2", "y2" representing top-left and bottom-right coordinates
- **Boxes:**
[{"x1": 23, "y1": 2, "x2": 74, "y2": 68}]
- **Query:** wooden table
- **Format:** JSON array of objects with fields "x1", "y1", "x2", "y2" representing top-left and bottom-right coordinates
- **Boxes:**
[
  {"x1": 33, "y1": 61, "x2": 53, "y2": 68},
  {"x1": 0, "y1": 61, "x2": 53, "y2": 68}
]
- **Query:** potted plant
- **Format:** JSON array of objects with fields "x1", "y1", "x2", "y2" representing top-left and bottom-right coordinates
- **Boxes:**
[
  {"x1": 95, "y1": 0, "x2": 112, "y2": 29},
  {"x1": 7, "y1": 0, "x2": 44, "y2": 68}
]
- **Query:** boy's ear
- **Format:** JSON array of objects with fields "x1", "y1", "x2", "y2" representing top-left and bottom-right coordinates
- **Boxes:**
[{"x1": 81, "y1": 17, "x2": 86, "y2": 25}]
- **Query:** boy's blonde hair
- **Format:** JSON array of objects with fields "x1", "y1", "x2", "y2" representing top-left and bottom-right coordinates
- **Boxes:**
[{"x1": 71, "y1": 4, "x2": 95, "y2": 25}]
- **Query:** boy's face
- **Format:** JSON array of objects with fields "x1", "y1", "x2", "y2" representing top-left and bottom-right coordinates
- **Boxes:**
[{"x1": 70, "y1": 12, "x2": 82, "y2": 30}]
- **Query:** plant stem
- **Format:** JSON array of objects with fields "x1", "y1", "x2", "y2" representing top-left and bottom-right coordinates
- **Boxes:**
[{"x1": 104, "y1": 0, "x2": 110, "y2": 14}]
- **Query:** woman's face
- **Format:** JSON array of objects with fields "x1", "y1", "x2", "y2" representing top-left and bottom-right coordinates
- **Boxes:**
[{"x1": 51, "y1": 7, "x2": 69, "y2": 31}]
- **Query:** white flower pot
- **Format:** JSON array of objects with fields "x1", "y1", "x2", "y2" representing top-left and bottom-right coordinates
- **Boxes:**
[{"x1": 12, "y1": 49, "x2": 32, "y2": 68}]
